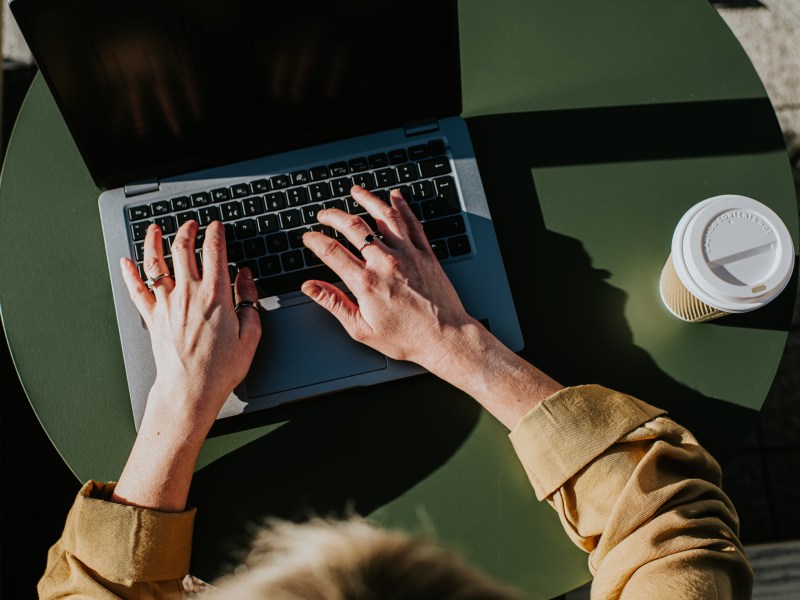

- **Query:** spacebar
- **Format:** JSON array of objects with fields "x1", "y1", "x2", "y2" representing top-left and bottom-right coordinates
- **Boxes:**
[{"x1": 256, "y1": 265, "x2": 340, "y2": 298}]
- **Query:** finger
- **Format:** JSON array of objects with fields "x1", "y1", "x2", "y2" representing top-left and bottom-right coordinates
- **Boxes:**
[
  {"x1": 142, "y1": 224, "x2": 175, "y2": 297},
  {"x1": 301, "y1": 280, "x2": 368, "y2": 340},
  {"x1": 201, "y1": 221, "x2": 229, "y2": 290},
  {"x1": 390, "y1": 189, "x2": 430, "y2": 252},
  {"x1": 233, "y1": 268, "x2": 262, "y2": 346},
  {"x1": 302, "y1": 231, "x2": 365, "y2": 288},
  {"x1": 351, "y1": 185, "x2": 407, "y2": 241},
  {"x1": 316, "y1": 206, "x2": 382, "y2": 253},
  {"x1": 170, "y1": 220, "x2": 201, "y2": 284},
  {"x1": 120, "y1": 257, "x2": 155, "y2": 319}
]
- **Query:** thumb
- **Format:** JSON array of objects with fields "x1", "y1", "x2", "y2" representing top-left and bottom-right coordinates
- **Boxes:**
[{"x1": 301, "y1": 280, "x2": 364, "y2": 338}]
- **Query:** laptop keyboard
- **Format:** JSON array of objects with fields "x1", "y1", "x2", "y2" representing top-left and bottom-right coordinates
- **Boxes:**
[{"x1": 126, "y1": 138, "x2": 473, "y2": 298}]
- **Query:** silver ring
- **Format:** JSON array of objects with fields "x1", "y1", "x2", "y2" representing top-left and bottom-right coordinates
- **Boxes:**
[
  {"x1": 358, "y1": 232, "x2": 384, "y2": 252},
  {"x1": 145, "y1": 272, "x2": 171, "y2": 292},
  {"x1": 234, "y1": 300, "x2": 262, "y2": 313}
]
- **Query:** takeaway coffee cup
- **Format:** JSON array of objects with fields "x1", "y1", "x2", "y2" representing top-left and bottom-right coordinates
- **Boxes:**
[{"x1": 660, "y1": 195, "x2": 795, "y2": 322}]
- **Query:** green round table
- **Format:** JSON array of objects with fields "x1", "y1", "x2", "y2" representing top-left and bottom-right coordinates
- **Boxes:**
[{"x1": 1, "y1": 1, "x2": 797, "y2": 597}]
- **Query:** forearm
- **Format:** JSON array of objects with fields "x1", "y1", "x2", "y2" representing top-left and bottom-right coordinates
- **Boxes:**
[
  {"x1": 111, "y1": 384, "x2": 212, "y2": 512},
  {"x1": 425, "y1": 319, "x2": 563, "y2": 429}
]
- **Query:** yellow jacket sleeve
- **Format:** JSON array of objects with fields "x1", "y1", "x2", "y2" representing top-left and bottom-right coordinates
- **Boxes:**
[
  {"x1": 38, "y1": 480, "x2": 195, "y2": 599},
  {"x1": 509, "y1": 385, "x2": 753, "y2": 599}
]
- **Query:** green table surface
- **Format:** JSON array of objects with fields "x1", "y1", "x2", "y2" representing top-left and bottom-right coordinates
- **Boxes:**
[{"x1": 1, "y1": 0, "x2": 797, "y2": 597}]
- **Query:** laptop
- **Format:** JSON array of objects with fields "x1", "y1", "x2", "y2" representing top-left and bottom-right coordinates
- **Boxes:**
[{"x1": 11, "y1": 0, "x2": 523, "y2": 430}]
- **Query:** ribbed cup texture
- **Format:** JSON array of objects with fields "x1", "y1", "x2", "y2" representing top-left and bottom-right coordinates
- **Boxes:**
[{"x1": 659, "y1": 255, "x2": 728, "y2": 322}]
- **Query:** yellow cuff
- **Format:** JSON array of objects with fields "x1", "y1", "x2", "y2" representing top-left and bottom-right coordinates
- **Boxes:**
[
  {"x1": 60, "y1": 481, "x2": 196, "y2": 584},
  {"x1": 509, "y1": 385, "x2": 665, "y2": 500}
]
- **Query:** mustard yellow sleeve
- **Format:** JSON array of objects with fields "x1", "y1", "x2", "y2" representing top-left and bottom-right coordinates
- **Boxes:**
[
  {"x1": 509, "y1": 385, "x2": 753, "y2": 600},
  {"x1": 38, "y1": 480, "x2": 195, "y2": 599}
]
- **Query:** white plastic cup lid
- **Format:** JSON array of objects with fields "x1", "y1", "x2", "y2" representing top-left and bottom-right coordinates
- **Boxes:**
[{"x1": 671, "y1": 195, "x2": 795, "y2": 313}]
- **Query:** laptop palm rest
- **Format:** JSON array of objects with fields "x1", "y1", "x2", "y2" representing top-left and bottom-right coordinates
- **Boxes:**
[{"x1": 245, "y1": 300, "x2": 387, "y2": 398}]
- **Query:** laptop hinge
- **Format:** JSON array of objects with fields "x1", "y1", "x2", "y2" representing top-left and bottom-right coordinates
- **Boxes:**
[
  {"x1": 124, "y1": 179, "x2": 160, "y2": 197},
  {"x1": 404, "y1": 119, "x2": 439, "y2": 137}
]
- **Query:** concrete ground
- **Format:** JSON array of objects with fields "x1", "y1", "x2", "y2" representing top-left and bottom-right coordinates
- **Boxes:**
[{"x1": 1, "y1": 1, "x2": 799, "y2": 599}]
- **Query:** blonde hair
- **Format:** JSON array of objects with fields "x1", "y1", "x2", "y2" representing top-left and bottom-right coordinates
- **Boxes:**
[{"x1": 210, "y1": 517, "x2": 525, "y2": 600}]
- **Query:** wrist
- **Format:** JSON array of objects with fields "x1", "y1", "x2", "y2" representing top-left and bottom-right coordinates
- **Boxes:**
[{"x1": 143, "y1": 380, "x2": 218, "y2": 445}]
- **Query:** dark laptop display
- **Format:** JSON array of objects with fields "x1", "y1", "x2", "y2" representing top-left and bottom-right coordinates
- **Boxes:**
[{"x1": 11, "y1": 0, "x2": 460, "y2": 189}]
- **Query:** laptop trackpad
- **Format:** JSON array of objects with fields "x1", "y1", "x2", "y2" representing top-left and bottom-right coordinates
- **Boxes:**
[{"x1": 245, "y1": 300, "x2": 387, "y2": 397}]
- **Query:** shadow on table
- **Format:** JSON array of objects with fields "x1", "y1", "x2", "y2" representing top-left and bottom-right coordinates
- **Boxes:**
[
  {"x1": 466, "y1": 99, "x2": 789, "y2": 454},
  {"x1": 190, "y1": 374, "x2": 480, "y2": 578}
]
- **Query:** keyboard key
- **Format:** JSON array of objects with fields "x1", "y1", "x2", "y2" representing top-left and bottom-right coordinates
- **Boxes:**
[
  {"x1": 345, "y1": 196, "x2": 366, "y2": 214},
  {"x1": 133, "y1": 242, "x2": 145, "y2": 261},
  {"x1": 191, "y1": 191, "x2": 211, "y2": 206},
  {"x1": 396, "y1": 163, "x2": 418, "y2": 183},
  {"x1": 195, "y1": 228, "x2": 206, "y2": 247},
  {"x1": 264, "y1": 191, "x2": 286, "y2": 212},
  {"x1": 270, "y1": 174, "x2": 289, "y2": 189},
  {"x1": 423, "y1": 215, "x2": 466, "y2": 240},
  {"x1": 323, "y1": 199, "x2": 345, "y2": 212},
  {"x1": 221, "y1": 201, "x2": 244, "y2": 221},
  {"x1": 434, "y1": 176, "x2": 460, "y2": 211},
  {"x1": 308, "y1": 182, "x2": 331, "y2": 202},
  {"x1": 240, "y1": 260, "x2": 259, "y2": 277},
  {"x1": 421, "y1": 198, "x2": 458, "y2": 220},
  {"x1": 290, "y1": 170, "x2": 310, "y2": 185},
  {"x1": 301, "y1": 204, "x2": 321, "y2": 225},
  {"x1": 309, "y1": 166, "x2": 329, "y2": 181},
  {"x1": 330, "y1": 177, "x2": 351, "y2": 197},
  {"x1": 427, "y1": 139, "x2": 446, "y2": 156},
  {"x1": 235, "y1": 219, "x2": 258, "y2": 239},
  {"x1": 162, "y1": 237, "x2": 172, "y2": 256},
  {"x1": 227, "y1": 242, "x2": 245, "y2": 263},
  {"x1": 176, "y1": 210, "x2": 198, "y2": 227},
  {"x1": 154, "y1": 215, "x2": 177, "y2": 235},
  {"x1": 279, "y1": 209, "x2": 301, "y2": 229},
  {"x1": 397, "y1": 185, "x2": 412, "y2": 202},
  {"x1": 197, "y1": 206, "x2": 221, "y2": 225},
  {"x1": 388, "y1": 149, "x2": 408, "y2": 164},
  {"x1": 228, "y1": 264, "x2": 238, "y2": 283},
  {"x1": 171, "y1": 196, "x2": 191, "y2": 211},
  {"x1": 368, "y1": 153, "x2": 389, "y2": 168},
  {"x1": 243, "y1": 237, "x2": 267, "y2": 258},
  {"x1": 408, "y1": 144, "x2": 430, "y2": 160},
  {"x1": 447, "y1": 235, "x2": 472, "y2": 257},
  {"x1": 362, "y1": 214, "x2": 378, "y2": 233},
  {"x1": 374, "y1": 168, "x2": 397, "y2": 188},
  {"x1": 266, "y1": 232, "x2": 289, "y2": 254},
  {"x1": 165, "y1": 256, "x2": 173, "y2": 273},
  {"x1": 250, "y1": 179, "x2": 269, "y2": 194},
  {"x1": 257, "y1": 214, "x2": 279, "y2": 234},
  {"x1": 303, "y1": 248, "x2": 323, "y2": 266},
  {"x1": 411, "y1": 180, "x2": 435, "y2": 201},
  {"x1": 225, "y1": 223, "x2": 235, "y2": 241},
  {"x1": 418, "y1": 157, "x2": 452, "y2": 178},
  {"x1": 258, "y1": 255, "x2": 282, "y2": 277},
  {"x1": 351, "y1": 172, "x2": 375, "y2": 191},
  {"x1": 230, "y1": 183, "x2": 250, "y2": 198},
  {"x1": 288, "y1": 228, "x2": 309, "y2": 249},
  {"x1": 429, "y1": 239, "x2": 449, "y2": 260},
  {"x1": 373, "y1": 189, "x2": 390, "y2": 204},
  {"x1": 329, "y1": 162, "x2": 349, "y2": 177},
  {"x1": 256, "y1": 264, "x2": 338, "y2": 297},
  {"x1": 410, "y1": 203, "x2": 423, "y2": 221},
  {"x1": 137, "y1": 262, "x2": 146, "y2": 280},
  {"x1": 348, "y1": 157, "x2": 369, "y2": 172},
  {"x1": 150, "y1": 200, "x2": 170, "y2": 216},
  {"x1": 128, "y1": 205, "x2": 150, "y2": 221},
  {"x1": 243, "y1": 196, "x2": 265, "y2": 216},
  {"x1": 211, "y1": 188, "x2": 230, "y2": 202},
  {"x1": 286, "y1": 188, "x2": 309, "y2": 207},
  {"x1": 281, "y1": 250, "x2": 304, "y2": 271}
]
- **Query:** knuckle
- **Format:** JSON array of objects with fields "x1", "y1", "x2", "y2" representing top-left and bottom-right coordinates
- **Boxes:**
[
  {"x1": 203, "y1": 236, "x2": 226, "y2": 256},
  {"x1": 382, "y1": 207, "x2": 401, "y2": 223},
  {"x1": 381, "y1": 253, "x2": 400, "y2": 272},
  {"x1": 171, "y1": 237, "x2": 192, "y2": 254},
  {"x1": 143, "y1": 257, "x2": 162, "y2": 274},
  {"x1": 345, "y1": 215, "x2": 365, "y2": 232},
  {"x1": 320, "y1": 239, "x2": 341, "y2": 258}
]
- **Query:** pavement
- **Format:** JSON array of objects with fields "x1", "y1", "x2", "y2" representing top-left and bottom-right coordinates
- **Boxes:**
[{"x1": 2, "y1": 1, "x2": 799, "y2": 599}]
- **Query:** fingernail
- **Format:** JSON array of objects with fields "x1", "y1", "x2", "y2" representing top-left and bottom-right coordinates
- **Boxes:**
[{"x1": 302, "y1": 282, "x2": 320, "y2": 297}]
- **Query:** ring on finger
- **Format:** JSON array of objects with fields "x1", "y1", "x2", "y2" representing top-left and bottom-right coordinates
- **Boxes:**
[
  {"x1": 145, "y1": 272, "x2": 171, "y2": 292},
  {"x1": 358, "y1": 232, "x2": 384, "y2": 252},
  {"x1": 234, "y1": 300, "x2": 262, "y2": 313}
]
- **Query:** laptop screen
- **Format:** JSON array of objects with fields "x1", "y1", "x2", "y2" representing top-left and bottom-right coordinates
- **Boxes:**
[{"x1": 12, "y1": 0, "x2": 460, "y2": 189}]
